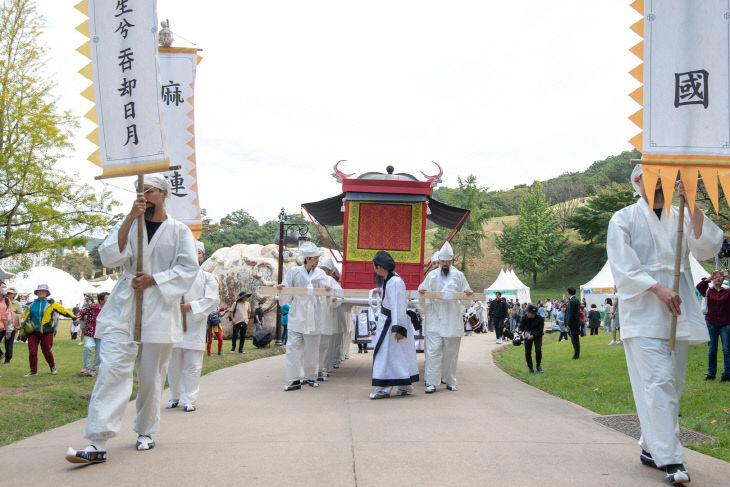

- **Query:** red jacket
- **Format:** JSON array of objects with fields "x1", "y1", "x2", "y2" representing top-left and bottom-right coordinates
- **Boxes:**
[{"x1": 696, "y1": 280, "x2": 730, "y2": 327}]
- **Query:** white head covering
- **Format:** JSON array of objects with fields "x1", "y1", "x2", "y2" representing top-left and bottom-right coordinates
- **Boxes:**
[
  {"x1": 195, "y1": 241, "x2": 205, "y2": 253},
  {"x1": 430, "y1": 251, "x2": 439, "y2": 264},
  {"x1": 139, "y1": 174, "x2": 172, "y2": 198},
  {"x1": 631, "y1": 164, "x2": 642, "y2": 196},
  {"x1": 319, "y1": 258, "x2": 335, "y2": 271},
  {"x1": 299, "y1": 242, "x2": 320, "y2": 258},
  {"x1": 439, "y1": 241, "x2": 454, "y2": 260}
]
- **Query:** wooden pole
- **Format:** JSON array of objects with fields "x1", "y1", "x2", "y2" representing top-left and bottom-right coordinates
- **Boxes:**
[
  {"x1": 669, "y1": 194, "x2": 686, "y2": 352},
  {"x1": 181, "y1": 296, "x2": 187, "y2": 333},
  {"x1": 134, "y1": 174, "x2": 144, "y2": 342}
]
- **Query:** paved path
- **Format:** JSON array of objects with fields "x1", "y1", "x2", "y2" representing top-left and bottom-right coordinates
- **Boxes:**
[{"x1": 1, "y1": 334, "x2": 729, "y2": 486}]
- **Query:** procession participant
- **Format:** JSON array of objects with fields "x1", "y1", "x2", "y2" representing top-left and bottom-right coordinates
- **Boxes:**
[
  {"x1": 66, "y1": 174, "x2": 198, "y2": 464},
  {"x1": 21, "y1": 284, "x2": 75, "y2": 376},
  {"x1": 370, "y1": 251, "x2": 418, "y2": 399},
  {"x1": 418, "y1": 242, "x2": 473, "y2": 393},
  {"x1": 228, "y1": 291, "x2": 251, "y2": 354},
  {"x1": 316, "y1": 258, "x2": 340, "y2": 381},
  {"x1": 277, "y1": 242, "x2": 330, "y2": 391},
  {"x1": 332, "y1": 267, "x2": 351, "y2": 366},
  {"x1": 607, "y1": 164, "x2": 722, "y2": 484},
  {"x1": 166, "y1": 241, "x2": 219, "y2": 412}
]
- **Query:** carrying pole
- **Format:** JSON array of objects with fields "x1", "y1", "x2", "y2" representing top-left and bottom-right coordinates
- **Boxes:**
[
  {"x1": 134, "y1": 174, "x2": 144, "y2": 342},
  {"x1": 669, "y1": 194, "x2": 686, "y2": 352}
]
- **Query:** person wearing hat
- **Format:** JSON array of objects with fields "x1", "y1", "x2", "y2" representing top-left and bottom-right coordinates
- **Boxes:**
[
  {"x1": 19, "y1": 284, "x2": 75, "y2": 376},
  {"x1": 228, "y1": 291, "x2": 251, "y2": 353},
  {"x1": 166, "y1": 241, "x2": 219, "y2": 412},
  {"x1": 417, "y1": 242, "x2": 473, "y2": 393},
  {"x1": 370, "y1": 250, "x2": 419, "y2": 399},
  {"x1": 66, "y1": 173, "x2": 198, "y2": 464},
  {"x1": 276, "y1": 241, "x2": 330, "y2": 391},
  {"x1": 3, "y1": 286, "x2": 23, "y2": 364},
  {"x1": 517, "y1": 304, "x2": 545, "y2": 373},
  {"x1": 317, "y1": 258, "x2": 341, "y2": 381},
  {"x1": 606, "y1": 165, "x2": 723, "y2": 484}
]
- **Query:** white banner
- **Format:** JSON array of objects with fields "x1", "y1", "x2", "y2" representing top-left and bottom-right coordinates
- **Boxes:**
[
  {"x1": 159, "y1": 48, "x2": 202, "y2": 236},
  {"x1": 642, "y1": 0, "x2": 730, "y2": 158},
  {"x1": 87, "y1": 0, "x2": 169, "y2": 177}
]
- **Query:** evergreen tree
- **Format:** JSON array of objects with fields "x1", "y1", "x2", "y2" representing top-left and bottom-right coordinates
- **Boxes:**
[{"x1": 566, "y1": 183, "x2": 637, "y2": 244}]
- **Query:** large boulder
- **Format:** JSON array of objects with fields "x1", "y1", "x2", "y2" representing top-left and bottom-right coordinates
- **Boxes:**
[{"x1": 201, "y1": 243, "x2": 332, "y2": 338}]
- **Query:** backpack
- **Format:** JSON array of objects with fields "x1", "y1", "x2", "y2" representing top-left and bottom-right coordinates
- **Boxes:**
[{"x1": 207, "y1": 311, "x2": 221, "y2": 328}]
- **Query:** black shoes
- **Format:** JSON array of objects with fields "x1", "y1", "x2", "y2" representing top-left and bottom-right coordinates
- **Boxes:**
[
  {"x1": 721, "y1": 374, "x2": 730, "y2": 382},
  {"x1": 284, "y1": 380, "x2": 301, "y2": 391},
  {"x1": 665, "y1": 464, "x2": 690, "y2": 484},
  {"x1": 640, "y1": 450, "x2": 658, "y2": 469},
  {"x1": 704, "y1": 375, "x2": 715, "y2": 381}
]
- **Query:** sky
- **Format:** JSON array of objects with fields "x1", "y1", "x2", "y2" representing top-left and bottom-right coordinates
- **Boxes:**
[{"x1": 37, "y1": 0, "x2": 641, "y2": 225}]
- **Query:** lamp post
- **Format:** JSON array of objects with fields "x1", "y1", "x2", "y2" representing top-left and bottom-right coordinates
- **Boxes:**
[{"x1": 274, "y1": 209, "x2": 310, "y2": 346}]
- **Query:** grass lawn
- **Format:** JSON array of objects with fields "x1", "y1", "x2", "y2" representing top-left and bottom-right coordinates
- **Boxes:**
[
  {"x1": 0, "y1": 327, "x2": 284, "y2": 447},
  {"x1": 493, "y1": 332, "x2": 730, "y2": 463}
]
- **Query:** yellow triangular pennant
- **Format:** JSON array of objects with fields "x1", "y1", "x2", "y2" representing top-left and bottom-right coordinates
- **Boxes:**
[
  {"x1": 84, "y1": 106, "x2": 97, "y2": 124},
  {"x1": 629, "y1": 133, "x2": 643, "y2": 153},
  {"x1": 680, "y1": 166, "x2": 698, "y2": 214},
  {"x1": 630, "y1": 86, "x2": 643, "y2": 106},
  {"x1": 630, "y1": 41, "x2": 644, "y2": 61},
  {"x1": 88, "y1": 149, "x2": 101, "y2": 167},
  {"x1": 629, "y1": 64, "x2": 643, "y2": 83},
  {"x1": 76, "y1": 41, "x2": 91, "y2": 59},
  {"x1": 81, "y1": 84, "x2": 95, "y2": 103},
  {"x1": 719, "y1": 172, "x2": 730, "y2": 210},
  {"x1": 659, "y1": 166, "x2": 677, "y2": 213},
  {"x1": 631, "y1": 0, "x2": 644, "y2": 15},
  {"x1": 77, "y1": 62, "x2": 93, "y2": 81},
  {"x1": 75, "y1": 19, "x2": 89, "y2": 37},
  {"x1": 699, "y1": 167, "x2": 720, "y2": 213},
  {"x1": 74, "y1": 0, "x2": 88, "y2": 15},
  {"x1": 642, "y1": 164, "x2": 659, "y2": 210},
  {"x1": 629, "y1": 109, "x2": 643, "y2": 129},
  {"x1": 86, "y1": 128, "x2": 99, "y2": 146},
  {"x1": 630, "y1": 18, "x2": 644, "y2": 38}
]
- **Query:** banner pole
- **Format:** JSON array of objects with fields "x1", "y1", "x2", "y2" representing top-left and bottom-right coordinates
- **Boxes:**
[
  {"x1": 134, "y1": 174, "x2": 144, "y2": 342},
  {"x1": 669, "y1": 194, "x2": 685, "y2": 352}
]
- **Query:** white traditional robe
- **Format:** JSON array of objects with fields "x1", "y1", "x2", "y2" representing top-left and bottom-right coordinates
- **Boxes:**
[
  {"x1": 318, "y1": 276, "x2": 340, "y2": 375},
  {"x1": 168, "y1": 269, "x2": 219, "y2": 406},
  {"x1": 85, "y1": 216, "x2": 198, "y2": 441},
  {"x1": 607, "y1": 198, "x2": 722, "y2": 467},
  {"x1": 419, "y1": 267, "x2": 471, "y2": 387},
  {"x1": 372, "y1": 273, "x2": 419, "y2": 386},
  {"x1": 281, "y1": 265, "x2": 327, "y2": 382}
]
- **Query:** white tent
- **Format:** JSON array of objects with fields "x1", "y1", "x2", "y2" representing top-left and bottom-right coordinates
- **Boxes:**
[
  {"x1": 78, "y1": 277, "x2": 101, "y2": 294},
  {"x1": 485, "y1": 269, "x2": 531, "y2": 303},
  {"x1": 9, "y1": 266, "x2": 85, "y2": 309},
  {"x1": 581, "y1": 256, "x2": 711, "y2": 308},
  {"x1": 506, "y1": 269, "x2": 532, "y2": 304},
  {"x1": 95, "y1": 276, "x2": 117, "y2": 294}
]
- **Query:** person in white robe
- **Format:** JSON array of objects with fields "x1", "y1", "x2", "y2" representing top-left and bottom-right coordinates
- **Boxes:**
[
  {"x1": 418, "y1": 242, "x2": 473, "y2": 393},
  {"x1": 607, "y1": 164, "x2": 722, "y2": 484},
  {"x1": 166, "y1": 241, "x2": 219, "y2": 412},
  {"x1": 66, "y1": 174, "x2": 198, "y2": 464},
  {"x1": 277, "y1": 242, "x2": 330, "y2": 390},
  {"x1": 317, "y1": 259, "x2": 341, "y2": 381},
  {"x1": 370, "y1": 251, "x2": 419, "y2": 399}
]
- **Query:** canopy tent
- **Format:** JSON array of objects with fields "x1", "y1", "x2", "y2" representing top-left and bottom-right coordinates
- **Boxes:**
[
  {"x1": 0, "y1": 267, "x2": 13, "y2": 279},
  {"x1": 9, "y1": 266, "x2": 85, "y2": 309},
  {"x1": 94, "y1": 276, "x2": 117, "y2": 294},
  {"x1": 581, "y1": 256, "x2": 711, "y2": 308},
  {"x1": 77, "y1": 277, "x2": 101, "y2": 295},
  {"x1": 485, "y1": 269, "x2": 531, "y2": 303},
  {"x1": 506, "y1": 269, "x2": 532, "y2": 304}
]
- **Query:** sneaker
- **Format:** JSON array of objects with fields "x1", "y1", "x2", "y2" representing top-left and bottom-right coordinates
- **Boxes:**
[
  {"x1": 304, "y1": 379, "x2": 319, "y2": 388},
  {"x1": 51, "y1": 366, "x2": 57, "y2": 375},
  {"x1": 88, "y1": 370, "x2": 96, "y2": 377},
  {"x1": 207, "y1": 353, "x2": 211, "y2": 357},
  {"x1": 238, "y1": 350, "x2": 246, "y2": 354},
  {"x1": 166, "y1": 399, "x2": 179, "y2": 409},
  {"x1": 24, "y1": 371, "x2": 37, "y2": 377},
  {"x1": 721, "y1": 375, "x2": 730, "y2": 383},
  {"x1": 528, "y1": 369, "x2": 534, "y2": 374},
  {"x1": 537, "y1": 366, "x2": 544, "y2": 373},
  {"x1": 496, "y1": 338, "x2": 503, "y2": 344},
  {"x1": 446, "y1": 384, "x2": 457, "y2": 391},
  {"x1": 394, "y1": 386, "x2": 413, "y2": 396},
  {"x1": 65, "y1": 446, "x2": 107, "y2": 464},
  {"x1": 617, "y1": 340, "x2": 623, "y2": 344},
  {"x1": 704, "y1": 375, "x2": 716, "y2": 381},
  {"x1": 284, "y1": 380, "x2": 302, "y2": 391},
  {"x1": 136, "y1": 435, "x2": 155, "y2": 451},
  {"x1": 317, "y1": 375, "x2": 328, "y2": 382},
  {"x1": 217, "y1": 352, "x2": 223, "y2": 356},
  {"x1": 80, "y1": 367, "x2": 89, "y2": 374},
  {"x1": 183, "y1": 403, "x2": 196, "y2": 412},
  {"x1": 639, "y1": 450, "x2": 659, "y2": 469},
  {"x1": 425, "y1": 385, "x2": 436, "y2": 394},
  {"x1": 608, "y1": 340, "x2": 617, "y2": 345},
  {"x1": 665, "y1": 464, "x2": 690, "y2": 484}
]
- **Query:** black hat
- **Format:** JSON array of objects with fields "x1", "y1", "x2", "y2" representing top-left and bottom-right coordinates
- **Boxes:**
[
  {"x1": 526, "y1": 304, "x2": 538, "y2": 314},
  {"x1": 237, "y1": 291, "x2": 251, "y2": 300},
  {"x1": 372, "y1": 250, "x2": 396, "y2": 271}
]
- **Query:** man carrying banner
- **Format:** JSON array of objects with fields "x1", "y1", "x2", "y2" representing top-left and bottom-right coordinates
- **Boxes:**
[
  {"x1": 607, "y1": 165, "x2": 723, "y2": 484},
  {"x1": 317, "y1": 259, "x2": 340, "y2": 381},
  {"x1": 66, "y1": 174, "x2": 198, "y2": 464},
  {"x1": 418, "y1": 242, "x2": 473, "y2": 393},
  {"x1": 166, "y1": 241, "x2": 219, "y2": 412},
  {"x1": 370, "y1": 250, "x2": 419, "y2": 399},
  {"x1": 277, "y1": 242, "x2": 330, "y2": 391}
]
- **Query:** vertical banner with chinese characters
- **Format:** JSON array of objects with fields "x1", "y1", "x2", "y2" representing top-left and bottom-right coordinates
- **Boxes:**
[
  {"x1": 75, "y1": 0, "x2": 169, "y2": 178},
  {"x1": 159, "y1": 47, "x2": 203, "y2": 238},
  {"x1": 628, "y1": 0, "x2": 730, "y2": 213}
]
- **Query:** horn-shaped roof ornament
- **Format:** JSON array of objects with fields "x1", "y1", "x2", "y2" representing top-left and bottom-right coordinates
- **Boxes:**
[
  {"x1": 421, "y1": 161, "x2": 443, "y2": 186},
  {"x1": 331, "y1": 160, "x2": 354, "y2": 183}
]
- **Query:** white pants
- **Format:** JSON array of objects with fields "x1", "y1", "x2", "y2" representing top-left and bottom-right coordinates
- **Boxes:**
[
  {"x1": 624, "y1": 337, "x2": 689, "y2": 467},
  {"x1": 84, "y1": 332, "x2": 173, "y2": 441},
  {"x1": 318, "y1": 333, "x2": 334, "y2": 374},
  {"x1": 286, "y1": 331, "x2": 321, "y2": 382},
  {"x1": 425, "y1": 336, "x2": 461, "y2": 387},
  {"x1": 167, "y1": 347, "x2": 204, "y2": 406}
]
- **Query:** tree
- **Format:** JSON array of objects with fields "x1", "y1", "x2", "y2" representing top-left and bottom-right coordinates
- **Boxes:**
[
  {"x1": 54, "y1": 250, "x2": 94, "y2": 279},
  {"x1": 495, "y1": 181, "x2": 567, "y2": 287},
  {"x1": 432, "y1": 175, "x2": 495, "y2": 275},
  {"x1": 566, "y1": 183, "x2": 637, "y2": 244},
  {"x1": 0, "y1": 0, "x2": 116, "y2": 260}
]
